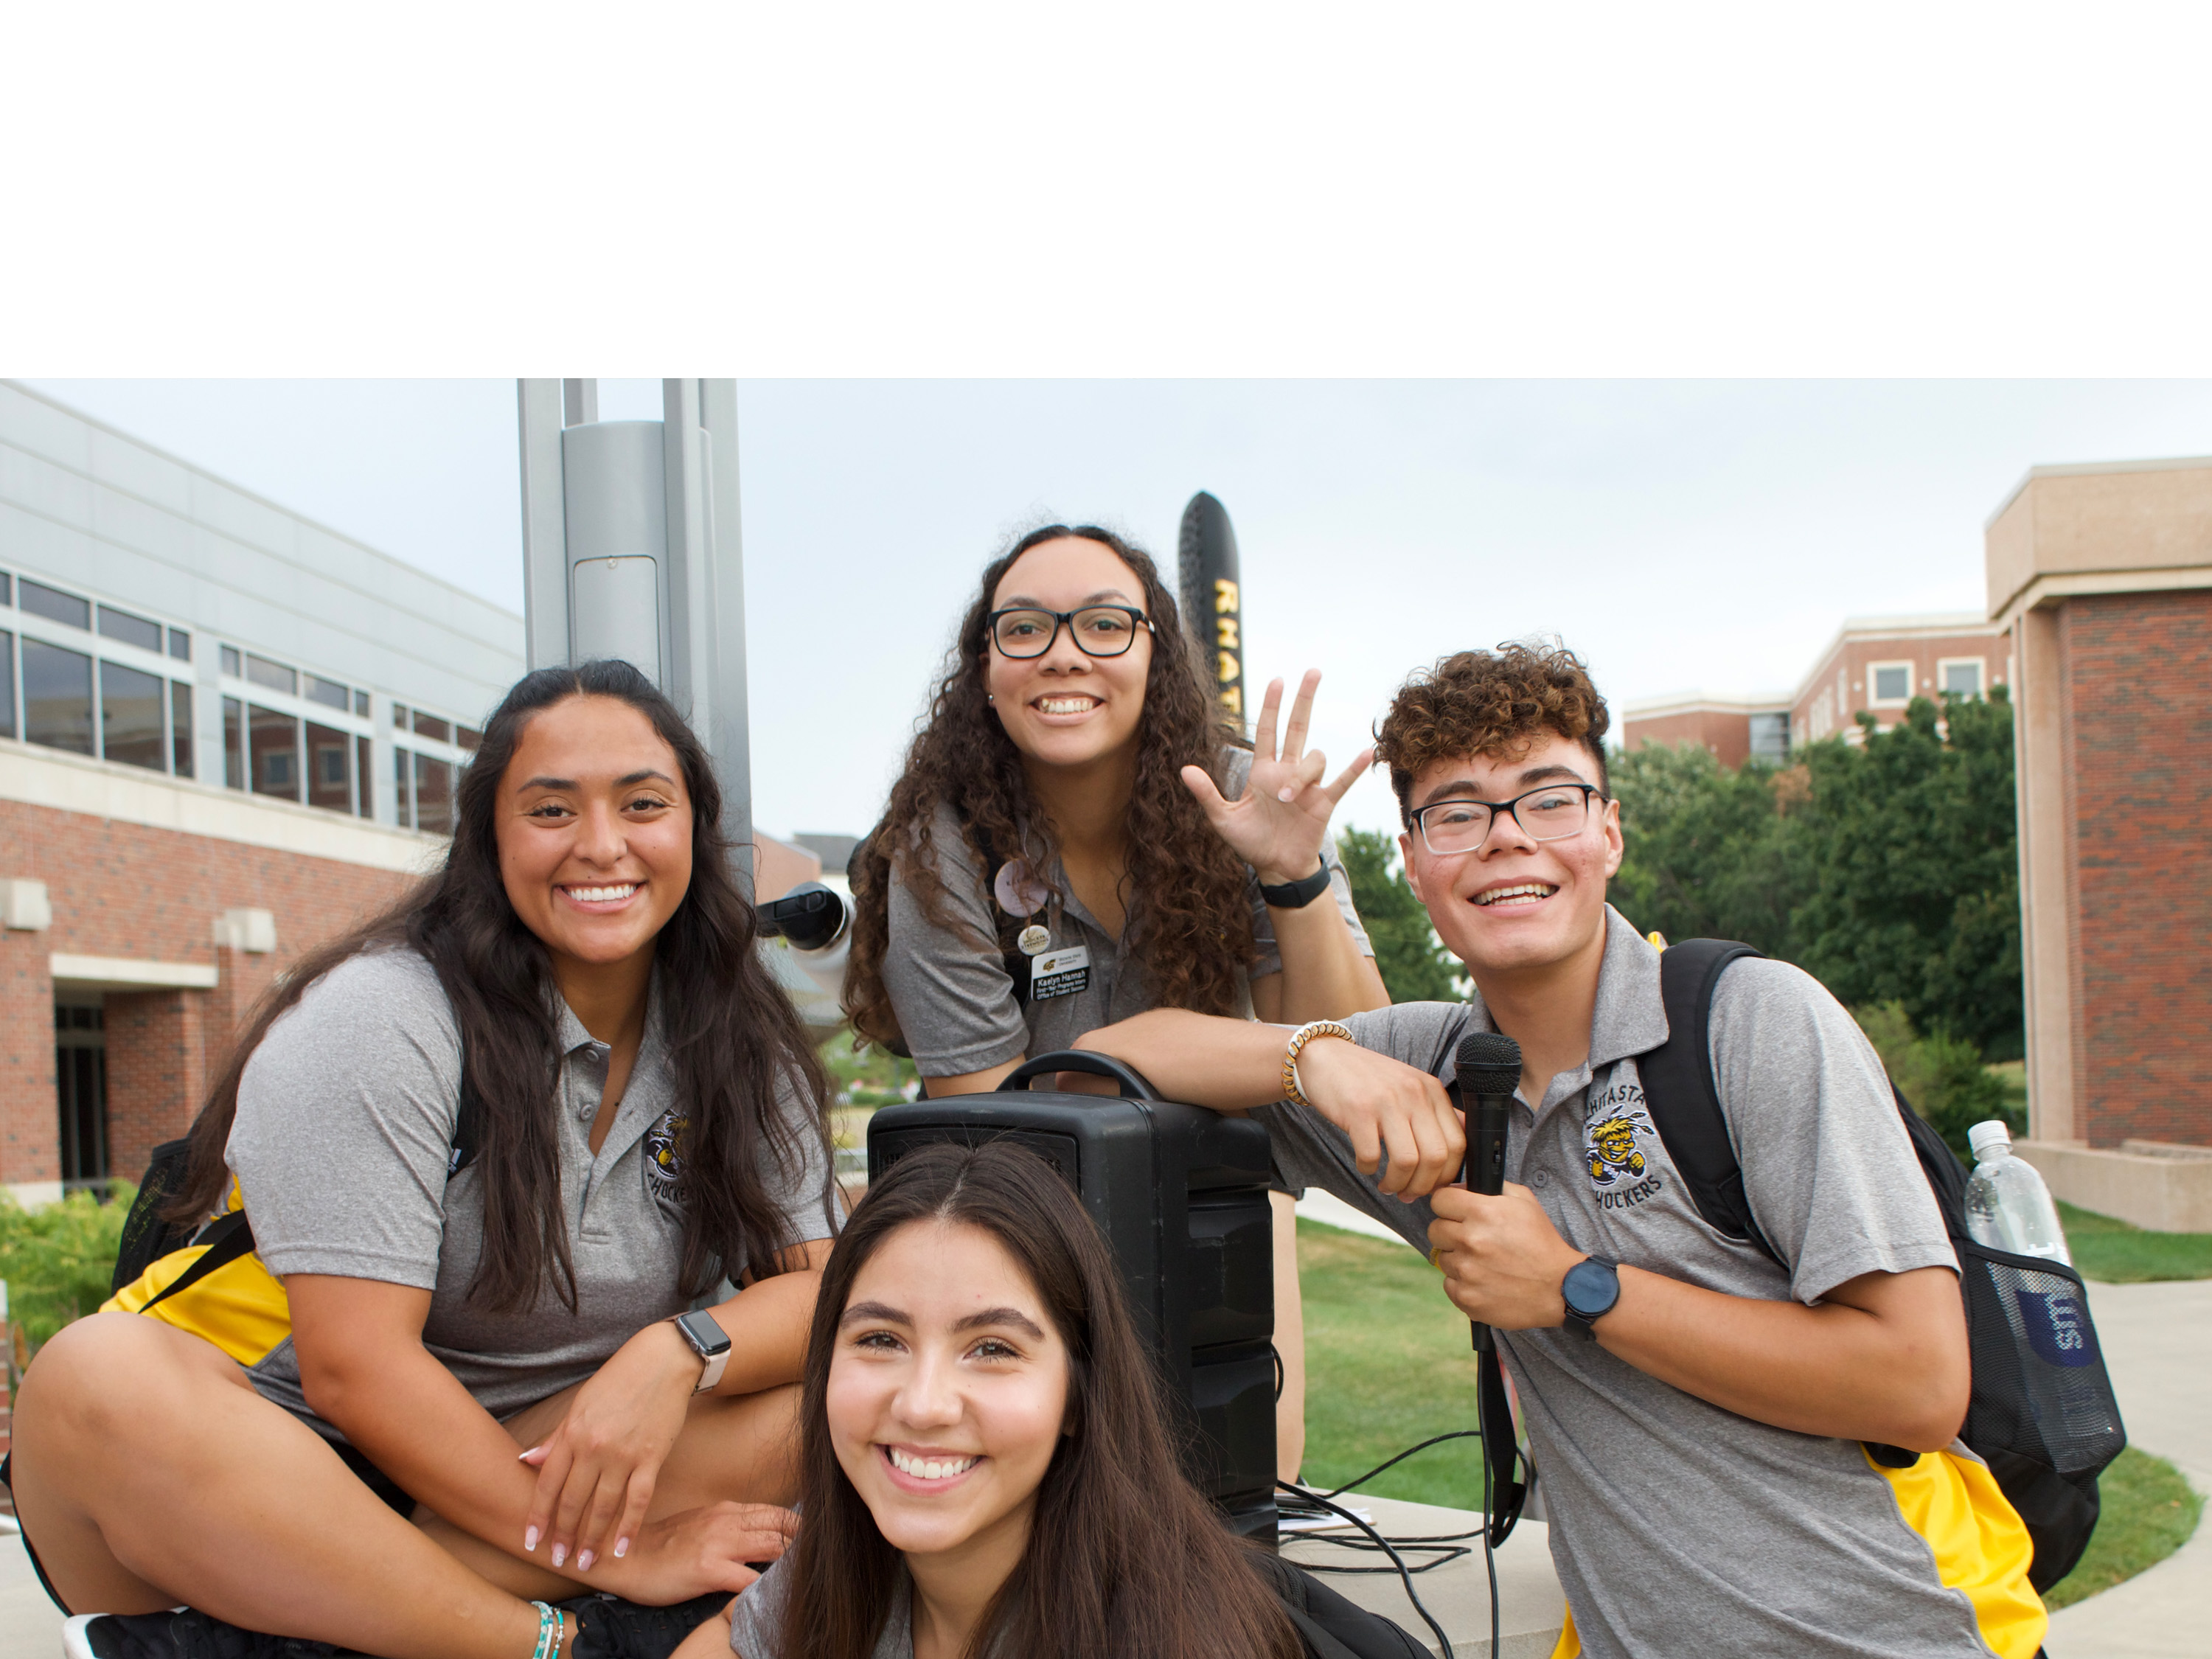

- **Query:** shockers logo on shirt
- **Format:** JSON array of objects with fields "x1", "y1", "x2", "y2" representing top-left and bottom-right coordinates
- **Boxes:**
[
  {"x1": 644, "y1": 1108, "x2": 688, "y2": 1202},
  {"x1": 1584, "y1": 1079, "x2": 1664, "y2": 1211}
]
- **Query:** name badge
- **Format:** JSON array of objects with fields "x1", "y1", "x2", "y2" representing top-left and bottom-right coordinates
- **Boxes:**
[{"x1": 1030, "y1": 945, "x2": 1092, "y2": 1001}]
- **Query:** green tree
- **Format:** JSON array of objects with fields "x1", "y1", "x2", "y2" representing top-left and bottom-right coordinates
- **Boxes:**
[
  {"x1": 1611, "y1": 742, "x2": 1802, "y2": 957},
  {"x1": 1337, "y1": 826, "x2": 1461, "y2": 1003},
  {"x1": 0, "y1": 1186, "x2": 134, "y2": 1351},
  {"x1": 1791, "y1": 692, "x2": 2023, "y2": 1057}
]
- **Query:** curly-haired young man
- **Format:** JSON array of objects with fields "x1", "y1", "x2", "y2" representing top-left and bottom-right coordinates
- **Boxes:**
[{"x1": 1080, "y1": 642, "x2": 2046, "y2": 1659}]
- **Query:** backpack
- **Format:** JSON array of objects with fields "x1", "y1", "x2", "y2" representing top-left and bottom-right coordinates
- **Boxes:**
[
  {"x1": 104, "y1": 1076, "x2": 484, "y2": 1360},
  {"x1": 1252, "y1": 1553, "x2": 1431, "y2": 1659},
  {"x1": 1638, "y1": 939, "x2": 2128, "y2": 1591}
]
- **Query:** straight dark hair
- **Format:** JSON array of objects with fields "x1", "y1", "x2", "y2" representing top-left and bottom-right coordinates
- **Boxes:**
[
  {"x1": 165, "y1": 659, "x2": 832, "y2": 1310},
  {"x1": 783, "y1": 1141, "x2": 1301, "y2": 1659}
]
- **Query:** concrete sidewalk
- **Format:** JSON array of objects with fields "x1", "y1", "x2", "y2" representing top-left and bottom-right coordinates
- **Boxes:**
[{"x1": 2042, "y1": 1278, "x2": 2211, "y2": 1659}]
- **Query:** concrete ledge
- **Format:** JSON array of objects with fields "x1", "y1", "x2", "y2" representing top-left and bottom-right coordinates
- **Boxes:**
[
  {"x1": 2017, "y1": 1140, "x2": 2212, "y2": 1233},
  {"x1": 50, "y1": 951, "x2": 220, "y2": 990}
]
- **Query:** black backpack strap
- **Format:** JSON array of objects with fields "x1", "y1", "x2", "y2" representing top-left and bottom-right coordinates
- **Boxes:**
[
  {"x1": 136, "y1": 1208, "x2": 257, "y2": 1312},
  {"x1": 448, "y1": 1065, "x2": 483, "y2": 1178},
  {"x1": 1639, "y1": 939, "x2": 1780, "y2": 1265}
]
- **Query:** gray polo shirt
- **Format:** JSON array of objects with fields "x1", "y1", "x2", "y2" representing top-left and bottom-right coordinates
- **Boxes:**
[
  {"x1": 228, "y1": 947, "x2": 838, "y2": 1431},
  {"x1": 728, "y1": 1559, "x2": 913, "y2": 1658},
  {"x1": 882, "y1": 749, "x2": 1373, "y2": 1079},
  {"x1": 1256, "y1": 908, "x2": 1988, "y2": 1659}
]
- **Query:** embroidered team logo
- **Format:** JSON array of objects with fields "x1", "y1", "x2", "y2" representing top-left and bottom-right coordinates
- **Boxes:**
[
  {"x1": 1586, "y1": 1115, "x2": 1649, "y2": 1187},
  {"x1": 644, "y1": 1108, "x2": 688, "y2": 1200},
  {"x1": 1582, "y1": 1079, "x2": 1665, "y2": 1211}
]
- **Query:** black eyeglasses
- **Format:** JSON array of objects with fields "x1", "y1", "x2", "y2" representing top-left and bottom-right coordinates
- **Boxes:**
[
  {"x1": 987, "y1": 605, "x2": 1152, "y2": 660},
  {"x1": 1409, "y1": 782, "x2": 1609, "y2": 855}
]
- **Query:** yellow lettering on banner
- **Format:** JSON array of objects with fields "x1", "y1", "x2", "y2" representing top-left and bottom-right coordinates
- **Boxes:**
[
  {"x1": 1217, "y1": 618, "x2": 1239, "y2": 650},
  {"x1": 1214, "y1": 578, "x2": 1239, "y2": 614},
  {"x1": 1220, "y1": 685, "x2": 1243, "y2": 714},
  {"x1": 1218, "y1": 650, "x2": 1242, "y2": 684}
]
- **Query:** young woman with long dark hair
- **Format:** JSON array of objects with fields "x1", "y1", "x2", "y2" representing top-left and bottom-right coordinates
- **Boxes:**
[
  {"x1": 9, "y1": 661, "x2": 835, "y2": 1658},
  {"x1": 669, "y1": 1140, "x2": 1306, "y2": 1659},
  {"x1": 843, "y1": 525, "x2": 1388, "y2": 1477}
]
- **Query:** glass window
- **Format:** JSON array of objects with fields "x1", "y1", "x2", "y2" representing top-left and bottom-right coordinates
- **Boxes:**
[
  {"x1": 306, "y1": 721, "x2": 352, "y2": 813},
  {"x1": 1748, "y1": 712, "x2": 1790, "y2": 764},
  {"x1": 171, "y1": 681, "x2": 195, "y2": 778},
  {"x1": 394, "y1": 745, "x2": 414, "y2": 827},
  {"x1": 458, "y1": 724, "x2": 482, "y2": 754},
  {"x1": 24, "y1": 639, "x2": 95, "y2": 754},
  {"x1": 0, "y1": 630, "x2": 14, "y2": 738},
  {"x1": 220, "y1": 644, "x2": 242, "y2": 677},
  {"x1": 246, "y1": 655, "x2": 297, "y2": 696},
  {"x1": 168, "y1": 627, "x2": 191, "y2": 661},
  {"x1": 97, "y1": 605, "x2": 163, "y2": 653},
  {"x1": 412, "y1": 710, "x2": 451, "y2": 743},
  {"x1": 21, "y1": 579, "x2": 91, "y2": 630},
  {"x1": 0, "y1": 571, "x2": 11, "y2": 605},
  {"x1": 223, "y1": 696, "x2": 245, "y2": 789},
  {"x1": 55, "y1": 1000, "x2": 109, "y2": 1190},
  {"x1": 250, "y1": 704, "x2": 300, "y2": 800},
  {"x1": 354, "y1": 689, "x2": 370, "y2": 718},
  {"x1": 100, "y1": 660, "x2": 167, "y2": 771},
  {"x1": 1871, "y1": 664, "x2": 1912, "y2": 703},
  {"x1": 414, "y1": 753, "x2": 454, "y2": 834},
  {"x1": 392, "y1": 703, "x2": 408, "y2": 728},
  {"x1": 356, "y1": 734, "x2": 374, "y2": 818},
  {"x1": 1942, "y1": 660, "x2": 1983, "y2": 696},
  {"x1": 306, "y1": 675, "x2": 349, "y2": 711}
]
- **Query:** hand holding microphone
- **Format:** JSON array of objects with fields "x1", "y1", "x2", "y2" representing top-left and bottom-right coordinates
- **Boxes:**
[{"x1": 1453, "y1": 1030, "x2": 1523, "y2": 1353}]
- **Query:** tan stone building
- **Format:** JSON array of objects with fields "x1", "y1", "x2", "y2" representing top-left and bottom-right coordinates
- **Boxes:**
[{"x1": 1990, "y1": 457, "x2": 2212, "y2": 1231}]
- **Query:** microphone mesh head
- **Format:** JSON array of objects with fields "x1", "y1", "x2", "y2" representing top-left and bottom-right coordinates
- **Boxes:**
[{"x1": 1455, "y1": 1029, "x2": 1523, "y2": 1098}]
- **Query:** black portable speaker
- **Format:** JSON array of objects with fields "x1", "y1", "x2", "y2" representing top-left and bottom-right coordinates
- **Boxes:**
[{"x1": 866, "y1": 1050, "x2": 1279, "y2": 1540}]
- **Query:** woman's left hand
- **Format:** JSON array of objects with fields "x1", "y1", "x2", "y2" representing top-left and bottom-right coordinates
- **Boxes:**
[
  {"x1": 522, "y1": 1317, "x2": 703, "y2": 1574},
  {"x1": 1180, "y1": 670, "x2": 1373, "y2": 884}
]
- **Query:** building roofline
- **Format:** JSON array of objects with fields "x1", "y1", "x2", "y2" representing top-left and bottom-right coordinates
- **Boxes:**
[
  {"x1": 1985, "y1": 453, "x2": 2212, "y2": 530},
  {"x1": 1620, "y1": 691, "x2": 1793, "y2": 720},
  {"x1": 1786, "y1": 613, "x2": 2008, "y2": 709},
  {"x1": 3, "y1": 380, "x2": 524, "y2": 625}
]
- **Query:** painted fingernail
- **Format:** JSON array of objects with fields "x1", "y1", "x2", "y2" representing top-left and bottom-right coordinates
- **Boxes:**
[
  {"x1": 578, "y1": 1549, "x2": 595, "y2": 1572},
  {"x1": 550, "y1": 1543, "x2": 566, "y2": 1568},
  {"x1": 525, "y1": 1526, "x2": 540, "y2": 1552},
  {"x1": 613, "y1": 1537, "x2": 630, "y2": 1559}
]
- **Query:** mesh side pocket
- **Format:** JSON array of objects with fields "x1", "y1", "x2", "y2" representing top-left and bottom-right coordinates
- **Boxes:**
[{"x1": 1961, "y1": 1244, "x2": 2125, "y2": 1478}]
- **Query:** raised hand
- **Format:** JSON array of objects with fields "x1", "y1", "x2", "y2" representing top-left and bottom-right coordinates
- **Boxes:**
[{"x1": 1180, "y1": 669, "x2": 1373, "y2": 885}]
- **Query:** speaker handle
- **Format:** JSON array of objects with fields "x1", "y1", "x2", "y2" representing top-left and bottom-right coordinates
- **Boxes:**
[{"x1": 998, "y1": 1050, "x2": 1161, "y2": 1100}]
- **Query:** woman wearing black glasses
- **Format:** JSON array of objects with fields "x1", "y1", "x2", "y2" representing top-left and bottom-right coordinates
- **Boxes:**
[{"x1": 843, "y1": 524, "x2": 1388, "y2": 1479}]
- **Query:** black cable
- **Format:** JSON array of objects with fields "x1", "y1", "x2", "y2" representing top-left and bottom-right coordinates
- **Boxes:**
[
  {"x1": 1481, "y1": 1419, "x2": 1500, "y2": 1659},
  {"x1": 1305, "y1": 1430, "x2": 1481, "y2": 1500},
  {"x1": 1277, "y1": 1480, "x2": 1453, "y2": 1659}
]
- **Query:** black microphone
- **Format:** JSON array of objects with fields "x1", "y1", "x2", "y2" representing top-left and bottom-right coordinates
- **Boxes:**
[{"x1": 1454, "y1": 1030, "x2": 1523, "y2": 1353}]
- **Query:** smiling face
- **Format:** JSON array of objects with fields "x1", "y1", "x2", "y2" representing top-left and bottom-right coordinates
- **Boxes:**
[
  {"x1": 1399, "y1": 731, "x2": 1623, "y2": 982},
  {"x1": 493, "y1": 694, "x2": 694, "y2": 978},
  {"x1": 983, "y1": 535, "x2": 1154, "y2": 773},
  {"x1": 827, "y1": 1217, "x2": 1072, "y2": 1571}
]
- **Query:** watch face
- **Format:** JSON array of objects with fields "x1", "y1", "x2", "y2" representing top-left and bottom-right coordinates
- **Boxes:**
[
  {"x1": 679, "y1": 1311, "x2": 733, "y2": 1356},
  {"x1": 1564, "y1": 1258, "x2": 1619, "y2": 1320}
]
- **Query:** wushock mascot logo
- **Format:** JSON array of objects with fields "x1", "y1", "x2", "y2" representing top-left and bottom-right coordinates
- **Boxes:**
[
  {"x1": 1585, "y1": 1079, "x2": 1663, "y2": 1211},
  {"x1": 644, "y1": 1108, "x2": 688, "y2": 1203}
]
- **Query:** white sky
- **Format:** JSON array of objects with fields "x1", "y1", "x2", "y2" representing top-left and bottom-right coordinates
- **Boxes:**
[{"x1": 26, "y1": 378, "x2": 2212, "y2": 842}]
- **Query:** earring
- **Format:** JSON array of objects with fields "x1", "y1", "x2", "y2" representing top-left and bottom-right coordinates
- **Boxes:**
[{"x1": 987, "y1": 693, "x2": 995, "y2": 703}]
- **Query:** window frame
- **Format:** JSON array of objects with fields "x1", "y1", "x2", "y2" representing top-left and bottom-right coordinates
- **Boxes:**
[
  {"x1": 1936, "y1": 656, "x2": 1984, "y2": 698},
  {"x1": 1866, "y1": 658, "x2": 1917, "y2": 708}
]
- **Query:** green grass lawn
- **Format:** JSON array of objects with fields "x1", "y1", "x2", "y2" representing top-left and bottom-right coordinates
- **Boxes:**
[
  {"x1": 1297, "y1": 1218, "x2": 2205, "y2": 1604},
  {"x1": 2059, "y1": 1201, "x2": 2212, "y2": 1283},
  {"x1": 2042, "y1": 1446, "x2": 2203, "y2": 1609}
]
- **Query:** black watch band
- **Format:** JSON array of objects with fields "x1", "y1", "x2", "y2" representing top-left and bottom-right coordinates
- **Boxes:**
[
  {"x1": 1259, "y1": 861, "x2": 1332, "y2": 909},
  {"x1": 1561, "y1": 1253, "x2": 1621, "y2": 1338}
]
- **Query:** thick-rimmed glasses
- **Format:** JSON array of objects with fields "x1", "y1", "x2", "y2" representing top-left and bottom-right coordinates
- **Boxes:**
[
  {"x1": 1410, "y1": 782, "x2": 1608, "y2": 855},
  {"x1": 987, "y1": 605, "x2": 1152, "y2": 659}
]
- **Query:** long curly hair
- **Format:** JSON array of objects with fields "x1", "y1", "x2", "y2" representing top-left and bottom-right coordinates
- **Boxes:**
[
  {"x1": 166, "y1": 660, "x2": 833, "y2": 1310},
  {"x1": 782, "y1": 1141, "x2": 1301, "y2": 1659},
  {"x1": 845, "y1": 525, "x2": 1253, "y2": 1052}
]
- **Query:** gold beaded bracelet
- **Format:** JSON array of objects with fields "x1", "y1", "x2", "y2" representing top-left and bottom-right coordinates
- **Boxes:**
[{"x1": 1281, "y1": 1019, "x2": 1354, "y2": 1107}]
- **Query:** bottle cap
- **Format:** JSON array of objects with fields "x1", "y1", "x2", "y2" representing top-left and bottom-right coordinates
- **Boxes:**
[{"x1": 1967, "y1": 1120, "x2": 2014, "y2": 1162}]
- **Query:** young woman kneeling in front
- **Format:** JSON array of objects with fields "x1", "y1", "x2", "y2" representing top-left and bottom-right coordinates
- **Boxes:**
[
  {"x1": 10, "y1": 661, "x2": 836, "y2": 1658},
  {"x1": 672, "y1": 1140, "x2": 1303, "y2": 1659}
]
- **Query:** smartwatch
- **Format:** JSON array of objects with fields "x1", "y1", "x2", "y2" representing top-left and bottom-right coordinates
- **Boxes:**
[
  {"x1": 1259, "y1": 861, "x2": 1332, "y2": 910},
  {"x1": 672, "y1": 1310, "x2": 733, "y2": 1393},
  {"x1": 1561, "y1": 1254, "x2": 1621, "y2": 1339}
]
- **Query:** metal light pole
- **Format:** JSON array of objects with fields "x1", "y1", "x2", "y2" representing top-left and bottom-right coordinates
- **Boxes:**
[
  {"x1": 517, "y1": 379, "x2": 753, "y2": 881},
  {"x1": 1178, "y1": 490, "x2": 1245, "y2": 727}
]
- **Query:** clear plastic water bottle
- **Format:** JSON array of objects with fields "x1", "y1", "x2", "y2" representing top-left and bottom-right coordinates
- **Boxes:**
[{"x1": 1963, "y1": 1121, "x2": 2070, "y2": 1264}]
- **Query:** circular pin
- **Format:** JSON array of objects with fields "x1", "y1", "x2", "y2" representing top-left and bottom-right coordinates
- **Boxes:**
[
  {"x1": 993, "y1": 858, "x2": 1051, "y2": 918},
  {"x1": 1018, "y1": 923, "x2": 1051, "y2": 956}
]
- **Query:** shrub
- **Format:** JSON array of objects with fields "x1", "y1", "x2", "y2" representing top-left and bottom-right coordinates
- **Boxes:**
[{"x1": 0, "y1": 1186, "x2": 133, "y2": 1352}]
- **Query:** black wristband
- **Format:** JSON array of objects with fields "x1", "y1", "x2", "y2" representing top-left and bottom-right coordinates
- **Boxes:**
[{"x1": 1259, "y1": 862, "x2": 1332, "y2": 909}]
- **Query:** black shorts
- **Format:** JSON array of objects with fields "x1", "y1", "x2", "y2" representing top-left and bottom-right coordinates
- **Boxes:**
[{"x1": 1, "y1": 1440, "x2": 414, "y2": 1615}]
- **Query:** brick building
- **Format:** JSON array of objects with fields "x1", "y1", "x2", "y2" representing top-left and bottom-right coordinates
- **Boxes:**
[
  {"x1": 1992, "y1": 457, "x2": 2212, "y2": 1230},
  {"x1": 0, "y1": 381, "x2": 523, "y2": 1203}
]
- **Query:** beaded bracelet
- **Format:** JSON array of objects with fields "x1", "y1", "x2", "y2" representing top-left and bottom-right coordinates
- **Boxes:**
[
  {"x1": 529, "y1": 1602, "x2": 563, "y2": 1659},
  {"x1": 1280, "y1": 1019, "x2": 1353, "y2": 1107}
]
